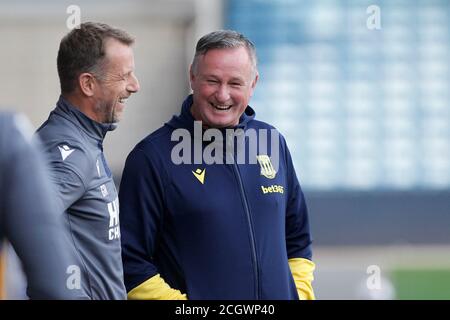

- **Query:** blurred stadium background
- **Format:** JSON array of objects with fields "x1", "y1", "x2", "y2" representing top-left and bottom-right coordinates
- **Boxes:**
[{"x1": 1, "y1": 0, "x2": 449, "y2": 299}]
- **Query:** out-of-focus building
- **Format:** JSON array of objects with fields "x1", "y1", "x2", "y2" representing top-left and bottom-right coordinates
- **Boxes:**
[
  {"x1": 225, "y1": 0, "x2": 450, "y2": 300},
  {"x1": 0, "y1": 0, "x2": 224, "y2": 178}
]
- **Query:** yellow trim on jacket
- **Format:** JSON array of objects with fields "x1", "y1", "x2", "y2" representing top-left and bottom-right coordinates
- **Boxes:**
[
  {"x1": 288, "y1": 258, "x2": 316, "y2": 300},
  {"x1": 128, "y1": 259, "x2": 315, "y2": 300},
  {"x1": 127, "y1": 274, "x2": 187, "y2": 300}
]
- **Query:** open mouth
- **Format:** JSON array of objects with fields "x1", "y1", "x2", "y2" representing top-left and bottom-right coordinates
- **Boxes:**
[
  {"x1": 118, "y1": 97, "x2": 128, "y2": 104},
  {"x1": 210, "y1": 102, "x2": 232, "y2": 111}
]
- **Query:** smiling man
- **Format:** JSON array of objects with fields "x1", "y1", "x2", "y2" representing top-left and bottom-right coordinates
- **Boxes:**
[
  {"x1": 119, "y1": 30, "x2": 315, "y2": 300},
  {"x1": 190, "y1": 44, "x2": 257, "y2": 128},
  {"x1": 36, "y1": 22, "x2": 139, "y2": 299}
]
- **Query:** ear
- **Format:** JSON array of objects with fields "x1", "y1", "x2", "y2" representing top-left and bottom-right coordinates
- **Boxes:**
[
  {"x1": 249, "y1": 71, "x2": 259, "y2": 96},
  {"x1": 78, "y1": 73, "x2": 96, "y2": 97},
  {"x1": 189, "y1": 64, "x2": 195, "y2": 91}
]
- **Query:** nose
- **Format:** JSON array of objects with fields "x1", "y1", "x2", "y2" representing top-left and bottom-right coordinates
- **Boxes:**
[
  {"x1": 215, "y1": 84, "x2": 230, "y2": 103},
  {"x1": 127, "y1": 73, "x2": 140, "y2": 93}
]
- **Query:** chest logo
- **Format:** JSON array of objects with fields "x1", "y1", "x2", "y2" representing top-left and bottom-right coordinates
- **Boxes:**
[
  {"x1": 107, "y1": 197, "x2": 120, "y2": 241},
  {"x1": 96, "y1": 159, "x2": 101, "y2": 177},
  {"x1": 192, "y1": 168, "x2": 206, "y2": 184},
  {"x1": 100, "y1": 184, "x2": 108, "y2": 197},
  {"x1": 58, "y1": 145, "x2": 74, "y2": 161},
  {"x1": 257, "y1": 155, "x2": 277, "y2": 179}
]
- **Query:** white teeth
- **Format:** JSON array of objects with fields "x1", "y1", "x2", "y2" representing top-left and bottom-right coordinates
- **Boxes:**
[
  {"x1": 119, "y1": 97, "x2": 128, "y2": 103},
  {"x1": 212, "y1": 104, "x2": 231, "y2": 110}
]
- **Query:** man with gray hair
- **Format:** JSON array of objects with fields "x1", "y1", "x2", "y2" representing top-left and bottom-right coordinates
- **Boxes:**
[
  {"x1": 120, "y1": 30, "x2": 315, "y2": 300},
  {"x1": 36, "y1": 22, "x2": 140, "y2": 299}
]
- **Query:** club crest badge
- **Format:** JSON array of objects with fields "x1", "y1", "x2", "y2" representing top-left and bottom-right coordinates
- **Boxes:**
[{"x1": 257, "y1": 155, "x2": 276, "y2": 179}]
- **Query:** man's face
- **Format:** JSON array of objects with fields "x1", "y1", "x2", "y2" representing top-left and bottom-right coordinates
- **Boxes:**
[
  {"x1": 190, "y1": 46, "x2": 258, "y2": 128},
  {"x1": 93, "y1": 38, "x2": 140, "y2": 123}
]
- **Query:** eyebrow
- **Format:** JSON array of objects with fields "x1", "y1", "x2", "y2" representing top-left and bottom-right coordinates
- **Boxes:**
[{"x1": 204, "y1": 74, "x2": 245, "y2": 82}]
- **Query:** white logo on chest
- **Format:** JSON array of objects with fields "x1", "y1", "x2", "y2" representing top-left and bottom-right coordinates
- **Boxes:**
[
  {"x1": 107, "y1": 197, "x2": 120, "y2": 240},
  {"x1": 96, "y1": 159, "x2": 101, "y2": 177},
  {"x1": 58, "y1": 145, "x2": 74, "y2": 161},
  {"x1": 100, "y1": 184, "x2": 108, "y2": 197}
]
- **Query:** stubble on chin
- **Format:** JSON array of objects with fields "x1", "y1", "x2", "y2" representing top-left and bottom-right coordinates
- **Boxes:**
[{"x1": 96, "y1": 101, "x2": 117, "y2": 124}]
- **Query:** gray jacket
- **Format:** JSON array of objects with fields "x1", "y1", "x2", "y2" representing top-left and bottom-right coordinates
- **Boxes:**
[
  {"x1": 0, "y1": 111, "x2": 78, "y2": 299},
  {"x1": 36, "y1": 97, "x2": 126, "y2": 299}
]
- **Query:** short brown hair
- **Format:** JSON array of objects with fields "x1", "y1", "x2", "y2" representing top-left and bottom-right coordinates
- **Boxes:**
[{"x1": 57, "y1": 22, "x2": 135, "y2": 94}]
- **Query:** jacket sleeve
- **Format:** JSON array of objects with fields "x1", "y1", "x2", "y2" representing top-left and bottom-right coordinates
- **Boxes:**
[
  {"x1": 127, "y1": 274, "x2": 187, "y2": 300},
  {"x1": 119, "y1": 145, "x2": 186, "y2": 299},
  {"x1": 40, "y1": 140, "x2": 90, "y2": 214},
  {"x1": 288, "y1": 258, "x2": 316, "y2": 300},
  {"x1": 281, "y1": 134, "x2": 315, "y2": 299}
]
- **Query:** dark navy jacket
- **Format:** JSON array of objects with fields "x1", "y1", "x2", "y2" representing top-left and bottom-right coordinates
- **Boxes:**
[{"x1": 120, "y1": 95, "x2": 313, "y2": 300}]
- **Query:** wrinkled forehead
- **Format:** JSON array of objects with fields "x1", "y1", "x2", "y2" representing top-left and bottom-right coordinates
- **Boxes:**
[{"x1": 197, "y1": 47, "x2": 256, "y2": 74}]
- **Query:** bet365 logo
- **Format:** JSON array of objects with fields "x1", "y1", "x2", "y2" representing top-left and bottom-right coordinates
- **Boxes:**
[{"x1": 261, "y1": 185, "x2": 284, "y2": 194}]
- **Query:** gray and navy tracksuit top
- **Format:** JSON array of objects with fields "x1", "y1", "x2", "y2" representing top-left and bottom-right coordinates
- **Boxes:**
[
  {"x1": 120, "y1": 95, "x2": 313, "y2": 299},
  {"x1": 36, "y1": 97, "x2": 126, "y2": 299}
]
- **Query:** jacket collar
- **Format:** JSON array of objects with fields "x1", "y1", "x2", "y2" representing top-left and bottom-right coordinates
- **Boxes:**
[{"x1": 53, "y1": 95, "x2": 116, "y2": 141}]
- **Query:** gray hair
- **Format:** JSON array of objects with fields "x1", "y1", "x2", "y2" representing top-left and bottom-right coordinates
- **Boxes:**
[{"x1": 191, "y1": 30, "x2": 257, "y2": 75}]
